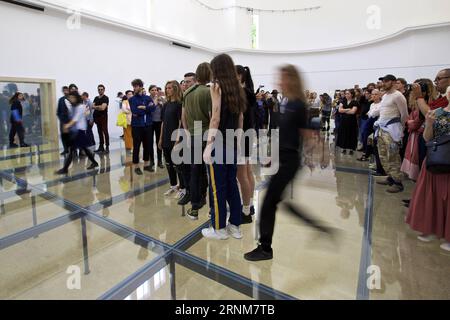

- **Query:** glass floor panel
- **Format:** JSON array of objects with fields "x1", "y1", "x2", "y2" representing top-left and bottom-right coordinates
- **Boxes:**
[
  {"x1": 0, "y1": 219, "x2": 164, "y2": 300},
  {"x1": 187, "y1": 167, "x2": 368, "y2": 300},
  {"x1": 45, "y1": 165, "x2": 169, "y2": 208},
  {"x1": 94, "y1": 186, "x2": 209, "y2": 245},
  {"x1": 126, "y1": 264, "x2": 251, "y2": 300},
  {"x1": 0, "y1": 193, "x2": 72, "y2": 238}
]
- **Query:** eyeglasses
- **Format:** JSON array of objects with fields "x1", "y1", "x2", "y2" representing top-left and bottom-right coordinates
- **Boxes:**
[{"x1": 435, "y1": 76, "x2": 450, "y2": 82}]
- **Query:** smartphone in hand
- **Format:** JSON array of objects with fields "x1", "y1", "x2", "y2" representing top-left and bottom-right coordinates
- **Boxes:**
[{"x1": 435, "y1": 107, "x2": 445, "y2": 117}]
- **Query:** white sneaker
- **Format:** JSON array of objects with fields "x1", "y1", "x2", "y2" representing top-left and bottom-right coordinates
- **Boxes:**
[
  {"x1": 164, "y1": 186, "x2": 178, "y2": 196},
  {"x1": 440, "y1": 242, "x2": 450, "y2": 252},
  {"x1": 177, "y1": 189, "x2": 186, "y2": 199},
  {"x1": 201, "y1": 227, "x2": 229, "y2": 240},
  {"x1": 418, "y1": 234, "x2": 437, "y2": 242},
  {"x1": 227, "y1": 224, "x2": 243, "y2": 239}
]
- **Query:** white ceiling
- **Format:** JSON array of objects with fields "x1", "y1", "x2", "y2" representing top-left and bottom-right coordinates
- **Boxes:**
[{"x1": 31, "y1": 0, "x2": 450, "y2": 52}]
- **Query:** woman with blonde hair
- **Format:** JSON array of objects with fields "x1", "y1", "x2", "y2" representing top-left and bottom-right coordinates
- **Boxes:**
[
  {"x1": 401, "y1": 79, "x2": 437, "y2": 182},
  {"x1": 121, "y1": 90, "x2": 134, "y2": 153},
  {"x1": 159, "y1": 80, "x2": 185, "y2": 196},
  {"x1": 245, "y1": 65, "x2": 332, "y2": 261}
]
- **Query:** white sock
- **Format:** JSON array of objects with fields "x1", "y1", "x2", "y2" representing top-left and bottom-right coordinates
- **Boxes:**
[{"x1": 243, "y1": 205, "x2": 251, "y2": 216}]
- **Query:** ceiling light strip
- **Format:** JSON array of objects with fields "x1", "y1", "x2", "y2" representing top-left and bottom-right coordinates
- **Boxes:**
[{"x1": 192, "y1": 0, "x2": 321, "y2": 13}]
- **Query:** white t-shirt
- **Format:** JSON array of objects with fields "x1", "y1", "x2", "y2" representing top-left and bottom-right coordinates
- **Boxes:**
[
  {"x1": 368, "y1": 102, "x2": 382, "y2": 118},
  {"x1": 71, "y1": 104, "x2": 87, "y2": 131},
  {"x1": 379, "y1": 90, "x2": 408, "y2": 124}
]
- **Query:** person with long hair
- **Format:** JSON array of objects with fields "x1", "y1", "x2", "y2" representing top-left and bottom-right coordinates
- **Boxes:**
[
  {"x1": 159, "y1": 81, "x2": 185, "y2": 196},
  {"x1": 9, "y1": 92, "x2": 29, "y2": 148},
  {"x1": 401, "y1": 79, "x2": 436, "y2": 182},
  {"x1": 406, "y1": 86, "x2": 450, "y2": 252},
  {"x1": 121, "y1": 90, "x2": 134, "y2": 153},
  {"x1": 149, "y1": 85, "x2": 164, "y2": 169},
  {"x1": 55, "y1": 91, "x2": 98, "y2": 174},
  {"x1": 236, "y1": 65, "x2": 256, "y2": 224},
  {"x1": 320, "y1": 93, "x2": 332, "y2": 132},
  {"x1": 244, "y1": 65, "x2": 332, "y2": 261},
  {"x1": 202, "y1": 54, "x2": 246, "y2": 240},
  {"x1": 336, "y1": 89, "x2": 359, "y2": 155}
]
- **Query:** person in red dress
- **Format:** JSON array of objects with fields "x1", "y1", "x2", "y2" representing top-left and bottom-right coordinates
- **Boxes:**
[
  {"x1": 407, "y1": 79, "x2": 450, "y2": 252},
  {"x1": 401, "y1": 79, "x2": 437, "y2": 181}
]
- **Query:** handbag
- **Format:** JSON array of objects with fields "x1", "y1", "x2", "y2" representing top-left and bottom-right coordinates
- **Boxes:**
[
  {"x1": 116, "y1": 112, "x2": 127, "y2": 128},
  {"x1": 426, "y1": 134, "x2": 450, "y2": 174}
]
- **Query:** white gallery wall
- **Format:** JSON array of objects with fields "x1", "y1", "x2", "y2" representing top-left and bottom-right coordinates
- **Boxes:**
[
  {"x1": 231, "y1": 24, "x2": 450, "y2": 94},
  {"x1": 1, "y1": 1, "x2": 450, "y2": 136},
  {"x1": 0, "y1": 1, "x2": 212, "y2": 137},
  {"x1": 27, "y1": 0, "x2": 450, "y2": 51}
]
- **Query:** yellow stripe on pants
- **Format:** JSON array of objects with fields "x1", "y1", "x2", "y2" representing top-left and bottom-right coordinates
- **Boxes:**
[{"x1": 209, "y1": 164, "x2": 220, "y2": 230}]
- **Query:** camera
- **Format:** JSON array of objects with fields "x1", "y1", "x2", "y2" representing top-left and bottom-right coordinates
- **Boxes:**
[{"x1": 408, "y1": 82, "x2": 428, "y2": 93}]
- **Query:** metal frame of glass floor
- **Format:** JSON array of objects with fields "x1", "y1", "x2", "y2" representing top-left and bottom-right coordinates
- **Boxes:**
[{"x1": 0, "y1": 144, "x2": 375, "y2": 300}]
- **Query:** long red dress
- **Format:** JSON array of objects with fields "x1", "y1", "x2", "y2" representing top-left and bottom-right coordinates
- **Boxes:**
[
  {"x1": 406, "y1": 108, "x2": 450, "y2": 242},
  {"x1": 401, "y1": 110, "x2": 424, "y2": 181}
]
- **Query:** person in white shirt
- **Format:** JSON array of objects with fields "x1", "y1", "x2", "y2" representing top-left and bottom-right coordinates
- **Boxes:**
[
  {"x1": 56, "y1": 91, "x2": 98, "y2": 175},
  {"x1": 358, "y1": 89, "x2": 382, "y2": 161},
  {"x1": 375, "y1": 75, "x2": 408, "y2": 193}
]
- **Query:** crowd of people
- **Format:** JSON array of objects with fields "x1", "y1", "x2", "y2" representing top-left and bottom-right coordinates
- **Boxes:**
[
  {"x1": 49, "y1": 61, "x2": 449, "y2": 258},
  {"x1": 1, "y1": 88, "x2": 42, "y2": 148},
  {"x1": 322, "y1": 69, "x2": 450, "y2": 252}
]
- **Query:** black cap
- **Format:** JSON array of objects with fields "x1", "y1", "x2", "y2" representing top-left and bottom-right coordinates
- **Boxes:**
[{"x1": 379, "y1": 74, "x2": 397, "y2": 82}]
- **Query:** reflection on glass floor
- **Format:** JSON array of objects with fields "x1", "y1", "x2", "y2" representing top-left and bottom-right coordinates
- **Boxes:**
[{"x1": 1, "y1": 134, "x2": 449, "y2": 300}]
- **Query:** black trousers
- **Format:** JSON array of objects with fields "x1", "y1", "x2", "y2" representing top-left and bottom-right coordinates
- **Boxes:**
[
  {"x1": 190, "y1": 139, "x2": 208, "y2": 210},
  {"x1": 63, "y1": 134, "x2": 97, "y2": 171},
  {"x1": 9, "y1": 122, "x2": 25, "y2": 145},
  {"x1": 150, "y1": 121, "x2": 162, "y2": 164},
  {"x1": 94, "y1": 115, "x2": 109, "y2": 149},
  {"x1": 163, "y1": 145, "x2": 182, "y2": 187},
  {"x1": 259, "y1": 151, "x2": 300, "y2": 250},
  {"x1": 132, "y1": 126, "x2": 152, "y2": 165}
]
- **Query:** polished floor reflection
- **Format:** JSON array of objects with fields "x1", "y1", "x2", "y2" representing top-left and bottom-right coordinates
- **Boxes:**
[{"x1": 0, "y1": 134, "x2": 449, "y2": 300}]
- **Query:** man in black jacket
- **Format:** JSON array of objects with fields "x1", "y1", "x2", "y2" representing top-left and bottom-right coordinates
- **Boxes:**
[{"x1": 57, "y1": 86, "x2": 70, "y2": 155}]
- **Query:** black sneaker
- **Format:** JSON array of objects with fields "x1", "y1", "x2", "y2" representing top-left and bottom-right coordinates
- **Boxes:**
[
  {"x1": 105, "y1": 147, "x2": 110, "y2": 154},
  {"x1": 250, "y1": 206, "x2": 256, "y2": 216},
  {"x1": 158, "y1": 163, "x2": 165, "y2": 169},
  {"x1": 20, "y1": 143, "x2": 30, "y2": 148},
  {"x1": 94, "y1": 148, "x2": 105, "y2": 154},
  {"x1": 15, "y1": 189, "x2": 31, "y2": 196},
  {"x1": 55, "y1": 168, "x2": 68, "y2": 175},
  {"x1": 349, "y1": 150, "x2": 354, "y2": 156},
  {"x1": 244, "y1": 246, "x2": 273, "y2": 262},
  {"x1": 9, "y1": 143, "x2": 19, "y2": 149},
  {"x1": 87, "y1": 162, "x2": 99, "y2": 170},
  {"x1": 144, "y1": 165, "x2": 155, "y2": 173},
  {"x1": 134, "y1": 168, "x2": 143, "y2": 176},
  {"x1": 241, "y1": 212, "x2": 253, "y2": 225},
  {"x1": 178, "y1": 192, "x2": 191, "y2": 206},
  {"x1": 187, "y1": 208, "x2": 199, "y2": 220}
]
